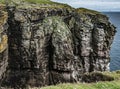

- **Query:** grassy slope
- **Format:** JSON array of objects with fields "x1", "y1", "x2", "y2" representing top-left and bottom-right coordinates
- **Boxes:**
[
  {"x1": 76, "y1": 8, "x2": 101, "y2": 15},
  {"x1": 0, "y1": 0, "x2": 57, "y2": 4},
  {"x1": 0, "y1": 0, "x2": 72, "y2": 10},
  {"x1": 40, "y1": 81, "x2": 120, "y2": 89},
  {"x1": 31, "y1": 71, "x2": 120, "y2": 89},
  {"x1": 25, "y1": 0, "x2": 53, "y2": 4},
  {"x1": 0, "y1": 0, "x2": 71, "y2": 7},
  {"x1": 0, "y1": 0, "x2": 56, "y2": 4}
]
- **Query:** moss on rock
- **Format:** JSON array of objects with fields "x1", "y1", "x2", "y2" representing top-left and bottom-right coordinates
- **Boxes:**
[{"x1": 0, "y1": 35, "x2": 8, "y2": 53}]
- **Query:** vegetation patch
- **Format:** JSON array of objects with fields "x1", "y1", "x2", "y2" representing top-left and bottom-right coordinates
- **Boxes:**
[
  {"x1": 31, "y1": 81, "x2": 120, "y2": 89},
  {"x1": 0, "y1": 0, "x2": 4, "y2": 4},
  {"x1": 81, "y1": 72, "x2": 114, "y2": 83},
  {"x1": 30, "y1": 71, "x2": 120, "y2": 89},
  {"x1": 0, "y1": 0, "x2": 72, "y2": 9},
  {"x1": 25, "y1": 0, "x2": 53, "y2": 4},
  {"x1": 76, "y1": 8, "x2": 101, "y2": 15}
]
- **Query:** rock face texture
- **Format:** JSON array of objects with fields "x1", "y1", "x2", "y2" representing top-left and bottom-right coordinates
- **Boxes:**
[
  {"x1": 0, "y1": 4, "x2": 8, "y2": 83},
  {"x1": 0, "y1": 0, "x2": 116, "y2": 88},
  {"x1": 74, "y1": 9, "x2": 115, "y2": 72}
]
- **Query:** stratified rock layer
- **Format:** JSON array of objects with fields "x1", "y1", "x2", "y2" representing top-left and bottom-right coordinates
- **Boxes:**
[
  {"x1": 0, "y1": 4, "x2": 8, "y2": 84},
  {"x1": 0, "y1": 1, "x2": 116, "y2": 88}
]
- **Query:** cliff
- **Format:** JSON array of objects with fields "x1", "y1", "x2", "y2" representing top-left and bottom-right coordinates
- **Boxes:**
[{"x1": 0, "y1": 0, "x2": 116, "y2": 88}]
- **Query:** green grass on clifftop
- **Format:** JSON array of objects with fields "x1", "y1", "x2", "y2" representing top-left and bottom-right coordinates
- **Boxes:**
[
  {"x1": 0, "y1": 0, "x2": 58, "y2": 4},
  {"x1": 31, "y1": 71, "x2": 120, "y2": 89},
  {"x1": 39, "y1": 81, "x2": 120, "y2": 89},
  {"x1": 0, "y1": 0, "x2": 52, "y2": 4},
  {"x1": 0, "y1": 0, "x2": 72, "y2": 9},
  {"x1": 25, "y1": 0, "x2": 53, "y2": 4},
  {"x1": 76, "y1": 8, "x2": 101, "y2": 15},
  {"x1": 24, "y1": 0, "x2": 72, "y2": 8}
]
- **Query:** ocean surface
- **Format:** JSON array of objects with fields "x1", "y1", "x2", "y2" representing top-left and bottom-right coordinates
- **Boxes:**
[{"x1": 103, "y1": 12, "x2": 120, "y2": 71}]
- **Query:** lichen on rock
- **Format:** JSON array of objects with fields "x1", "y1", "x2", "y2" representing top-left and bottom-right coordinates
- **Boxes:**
[{"x1": 0, "y1": 4, "x2": 8, "y2": 85}]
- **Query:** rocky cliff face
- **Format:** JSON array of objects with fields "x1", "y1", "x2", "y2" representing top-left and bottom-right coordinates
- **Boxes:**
[
  {"x1": 0, "y1": 0, "x2": 116, "y2": 88},
  {"x1": 0, "y1": 4, "x2": 8, "y2": 84}
]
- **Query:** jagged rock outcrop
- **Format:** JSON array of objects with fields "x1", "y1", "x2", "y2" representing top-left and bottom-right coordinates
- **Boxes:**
[
  {"x1": 0, "y1": 4, "x2": 8, "y2": 84},
  {"x1": 0, "y1": 0, "x2": 116, "y2": 88}
]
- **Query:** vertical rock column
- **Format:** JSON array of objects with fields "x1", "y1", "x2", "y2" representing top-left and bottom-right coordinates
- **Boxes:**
[
  {"x1": 0, "y1": 5, "x2": 8, "y2": 83},
  {"x1": 92, "y1": 15, "x2": 116, "y2": 71},
  {"x1": 74, "y1": 10, "x2": 116, "y2": 72},
  {"x1": 74, "y1": 13, "x2": 94, "y2": 72}
]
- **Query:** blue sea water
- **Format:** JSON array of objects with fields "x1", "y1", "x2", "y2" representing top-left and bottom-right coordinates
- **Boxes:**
[{"x1": 103, "y1": 12, "x2": 120, "y2": 71}]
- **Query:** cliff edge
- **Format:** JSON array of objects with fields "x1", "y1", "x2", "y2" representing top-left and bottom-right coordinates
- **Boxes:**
[{"x1": 0, "y1": 0, "x2": 116, "y2": 88}]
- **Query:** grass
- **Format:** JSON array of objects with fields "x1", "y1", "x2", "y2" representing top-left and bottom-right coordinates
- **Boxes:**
[
  {"x1": 30, "y1": 71, "x2": 120, "y2": 89},
  {"x1": 0, "y1": 0, "x2": 72, "y2": 9},
  {"x1": 103, "y1": 71, "x2": 120, "y2": 80},
  {"x1": 0, "y1": 0, "x2": 51, "y2": 4},
  {"x1": 0, "y1": 0, "x2": 4, "y2": 4},
  {"x1": 39, "y1": 81, "x2": 120, "y2": 89},
  {"x1": 30, "y1": 81, "x2": 120, "y2": 89},
  {"x1": 76, "y1": 8, "x2": 101, "y2": 15},
  {"x1": 25, "y1": 0, "x2": 53, "y2": 4}
]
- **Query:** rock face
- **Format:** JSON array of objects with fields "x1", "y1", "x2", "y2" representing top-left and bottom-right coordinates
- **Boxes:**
[
  {"x1": 74, "y1": 9, "x2": 116, "y2": 72},
  {"x1": 0, "y1": 4, "x2": 8, "y2": 84},
  {"x1": 0, "y1": 0, "x2": 116, "y2": 88}
]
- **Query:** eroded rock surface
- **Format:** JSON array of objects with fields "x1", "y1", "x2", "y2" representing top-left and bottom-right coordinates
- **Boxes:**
[
  {"x1": 0, "y1": 1, "x2": 116, "y2": 88},
  {"x1": 0, "y1": 4, "x2": 8, "y2": 84}
]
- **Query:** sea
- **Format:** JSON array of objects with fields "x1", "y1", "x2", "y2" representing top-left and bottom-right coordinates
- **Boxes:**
[{"x1": 103, "y1": 12, "x2": 120, "y2": 71}]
